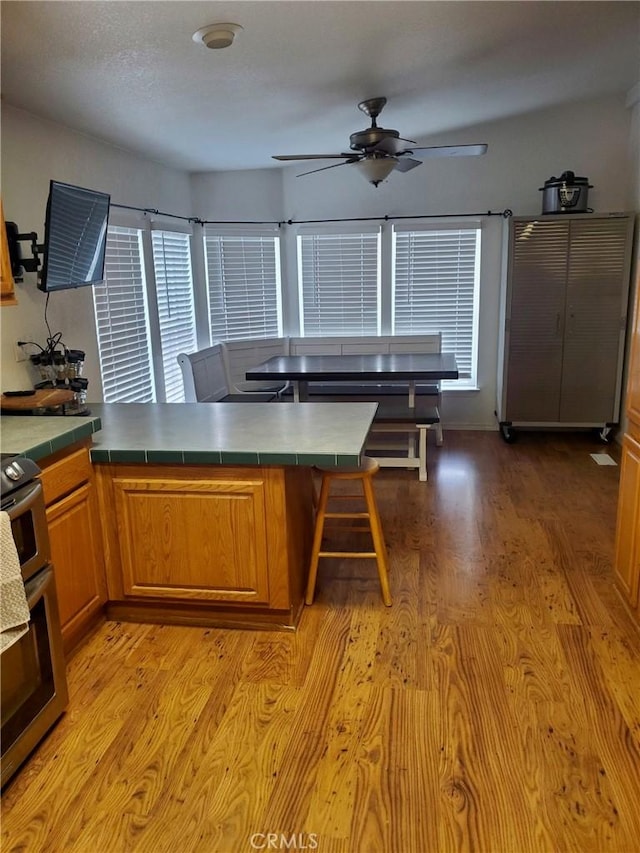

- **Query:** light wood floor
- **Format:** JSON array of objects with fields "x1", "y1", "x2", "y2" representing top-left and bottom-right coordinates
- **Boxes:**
[{"x1": 2, "y1": 431, "x2": 639, "y2": 853}]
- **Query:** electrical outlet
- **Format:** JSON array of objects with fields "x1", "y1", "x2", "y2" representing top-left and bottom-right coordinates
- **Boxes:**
[{"x1": 14, "y1": 342, "x2": 28, "y2": 363}]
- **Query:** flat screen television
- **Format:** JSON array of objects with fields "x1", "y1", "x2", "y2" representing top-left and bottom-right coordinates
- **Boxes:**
[{"x1": 37, "y1": 180, "x2": 111, "y2": 292}]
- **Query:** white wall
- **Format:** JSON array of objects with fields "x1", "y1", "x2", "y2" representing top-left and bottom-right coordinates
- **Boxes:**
[
  {"x1": 629, "y1": 84, "x2": 640, "y2": 208},
  {"x1": 192, "y1": 94, "x2": 638, "y2": 429},
  {"x1": 2, "y1": 94, "x2": 638, "y2": 427},
  {"x1": 1, "y1": 105, "x2": 192, "y2": 397}
]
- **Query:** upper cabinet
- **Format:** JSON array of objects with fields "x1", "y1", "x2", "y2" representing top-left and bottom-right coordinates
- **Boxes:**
[
  {"x1": 497, "y1": 213, "x2": 634, "y2": 440},
  {"x1": 0, "y1": 199, "x2": 17, "y2": 306}
]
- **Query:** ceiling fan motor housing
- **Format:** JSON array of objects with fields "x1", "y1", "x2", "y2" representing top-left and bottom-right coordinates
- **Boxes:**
[{"x1": 350, "y1": 127, "x2": 399, "y2": 152}]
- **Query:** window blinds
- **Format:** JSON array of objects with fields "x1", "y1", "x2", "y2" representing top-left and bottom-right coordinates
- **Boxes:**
[
  {"x1": 151, "y1": 230, "x2": 196, "y2": 402},
  {"x1": 204, "y1": 228, "x2": 282, "y2": 342},
  {"x1": 297, "y1": 228, "x2": 381, "y2": 336},
  {"x1": 393, "y1": 225, "x2": 480, "y2": 384},
  {"x1": 93, "y1": 225, "x2": 156, "y2": 402}
]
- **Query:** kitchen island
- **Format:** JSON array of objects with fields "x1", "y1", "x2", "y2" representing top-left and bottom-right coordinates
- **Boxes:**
[
  {"x1": 91, "y1": 402, "x2": 377, "y2": 630},
  {"x1": 18, "y1": 402, "x2": 375, "y2": 633}
]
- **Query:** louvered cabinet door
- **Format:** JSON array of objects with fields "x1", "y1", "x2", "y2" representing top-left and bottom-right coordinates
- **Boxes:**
[
  {"x1": 560, "y1": 218, "x2": 632, "y2": 422},
  {"x1": 504, "y1": 220, "x2": 568, "y2": 421}
]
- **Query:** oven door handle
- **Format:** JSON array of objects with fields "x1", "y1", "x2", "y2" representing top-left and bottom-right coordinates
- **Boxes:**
[
  {"x1": 1, "y1": 481, "x2": 44, "y2": 520},
  {"x1": 25, "y1": 565, "x2": 53, "y2": 608}
]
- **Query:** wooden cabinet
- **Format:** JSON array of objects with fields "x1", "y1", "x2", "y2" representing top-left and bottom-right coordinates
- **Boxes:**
[
  {"x1": 39, "y1": 441, "x2": 107, "y2": 652},
  {"x1": 95, "y1": 462, "x2": 313, "y2": 630},
  {"x1": 614, "y1": 260, "x2": 640, "y2": 621},
  {"x1": 111, "y1": 472, "x2": 272, "y2": 604},
  {"x1": 1, "y1": 199, "x2": 17, "y2": 306},
  {"x1": 497, "y1": 214, "x2": 634, "y2": 438},
  {"x1": 614, "y1": 432, "x2": 640, "y2": 610}
]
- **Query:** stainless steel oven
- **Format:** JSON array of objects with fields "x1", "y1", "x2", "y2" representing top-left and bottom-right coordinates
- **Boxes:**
[{"x1": 1, "y1": 456, "x2": 68, "y2": 789}]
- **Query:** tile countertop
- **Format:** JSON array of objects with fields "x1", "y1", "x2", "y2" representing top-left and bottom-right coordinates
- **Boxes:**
[
  {"x1": 86, "y1": 402, "x2": 378, "y2": 467},
  {"x1": 91, "y1": 403, "x2": 377, "y2": 465},
  {"x1": 0, "y1": 414, "x2": 102, "y2": 461},
  {"x1": 1, "y1": 403, "x2": 378, "y2": 467}
]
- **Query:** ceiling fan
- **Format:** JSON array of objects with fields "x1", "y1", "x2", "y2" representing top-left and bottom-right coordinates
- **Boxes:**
[{"x1": 272, "y1": 97, "x2": 488, "y2": 187}]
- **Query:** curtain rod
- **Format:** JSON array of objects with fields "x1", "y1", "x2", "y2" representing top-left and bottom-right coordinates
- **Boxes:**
[
  {"x1": 110, "y1": 203, "x2": 203, "y2": 223},
  {"x1": 111, "y1": 202, "x2": 513, "y2": 226},
  {"x1": 111, "y1": 204, "x2": 277, "y2": 225},
  {"x1": 283, "y1": 210, "x2": 513, "y2": 225}
]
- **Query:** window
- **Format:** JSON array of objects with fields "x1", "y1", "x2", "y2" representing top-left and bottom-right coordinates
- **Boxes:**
[
  {"x1": 92, "y1": 215, "x2": 482, "y2": 402},
  {"x1": 151, "y1": 230, "x2": 196, "y2": 402},
  {"x1": 393, "y1": 224, "x2": 481, "y2": 387},
  {"x1": 297, "y1": 226, "x2": 381, "y2": 336},
  {"x1": 94, "y1": 222, "x2": 197, "y2": 403},
  {"x1": 204, "y1": 226, "x2": 282, "y2": 342},
  {"x1": 93, "y1": 225, "x2": 156, "y2": 402}
]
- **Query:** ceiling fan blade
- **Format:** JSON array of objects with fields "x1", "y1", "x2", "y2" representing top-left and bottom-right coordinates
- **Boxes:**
[
  {"x1": 394, "y1": 158, "x2": 422, "y2": 173},
  {"x1": 407, "y1": 144, "x2": 488, "y2": 158},
  {"x1": 272, "y1": 154, "x2": 354, "y2": 161},
  {"x1": 296, "y1": 159, "x2": 359, "y2": 177},
  {"x1": 371, "y1": 136, "x2": 417, "y2": 156}
]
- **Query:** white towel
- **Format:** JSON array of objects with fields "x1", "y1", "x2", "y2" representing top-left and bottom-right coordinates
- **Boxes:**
[{"x1": 0, "y1": 510, "x2": 30, "y2": 652}]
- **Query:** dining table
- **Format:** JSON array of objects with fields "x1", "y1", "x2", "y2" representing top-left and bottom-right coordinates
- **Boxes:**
[{"x1": 245, "y1": 352, "x2": 459, "y2": 405}]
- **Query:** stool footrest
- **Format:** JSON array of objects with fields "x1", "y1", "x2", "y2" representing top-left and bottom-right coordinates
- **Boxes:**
[
  {"x1": 325, "y1": 511, "x2": 370, "y2": 519},
  {"x1": 319, "y1": 550, "x2": 378, "y2": 559},
  {"x1": 327, "y1": 494, "x2": 364, "y2": 501}
]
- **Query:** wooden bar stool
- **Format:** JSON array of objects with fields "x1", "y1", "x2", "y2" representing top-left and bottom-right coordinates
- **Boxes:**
[{"x1": 305, "y1": 456, "x2": 392, "y2": 607}]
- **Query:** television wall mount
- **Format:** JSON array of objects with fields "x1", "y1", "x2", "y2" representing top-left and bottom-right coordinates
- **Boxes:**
[{"x1": 5, "y1": 221, "x2": 43, "y2": 281}]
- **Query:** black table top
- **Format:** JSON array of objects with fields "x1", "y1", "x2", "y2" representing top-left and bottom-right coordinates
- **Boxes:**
[{"x1": 246, "y1": 352, "x2": 459, "y2": 382}]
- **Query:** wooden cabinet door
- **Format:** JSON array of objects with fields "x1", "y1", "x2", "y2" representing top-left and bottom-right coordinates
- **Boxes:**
[
  {"x1": 613, "y1": 433, "x2": 640, "y2": 609},
  {"x1": 560, "y1": 218, "x2": 631, "y2": 422},
  {"x1": 625, "y1": 278, "x2": 640, "y2": 428},
  {"x1": 505, "y1": 220, "x2": 568, "y2": 421},
  {"x1": 46, "y1": 480, "x2": 107, "y2": 649},
  {"x1": 111, "y1": 473, "x2": 272, "y2": 604}
]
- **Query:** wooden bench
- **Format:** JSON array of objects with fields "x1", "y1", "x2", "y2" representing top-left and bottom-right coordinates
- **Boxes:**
[
  {"x1": 219, "y1": 337, "x2": 290, "y2": 395},
  {"x1": 369, "y1": 399, "x2": 440, "y2": 482},
  {"x1": 177, "y1": 345, "x2": 276, "y2": 403}
]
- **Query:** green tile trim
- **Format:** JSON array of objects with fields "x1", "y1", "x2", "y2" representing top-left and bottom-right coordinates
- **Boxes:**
[
  {"x1": 86, "y1": 449, "x2": 362, "y2": 468},
  {"x1": 336, "y1": 453, "x2": 362, "y2": 466},
  {"x1": 146, "y1": 450, "x2": 185, "y2": 464},
  {"x1": 182, "y1": 450, "x2": 223, "y2": 465},
  {"x1": 221, "y1": 451, "x2": 260, "y2": 465},
  {"x1": 50, "y1": 433, "x2": 73, "y2": 454},
  {"x1": 297, "y1": 453, "x2": 339, "y2": 467},
  {"x1": 24, "y1": 441, "x2": 54, "y2": 461},
  {"x1": 108, "y1": 449, "x2": 147, "y2": 463},
  {"x1": 73, "y1": 419, "x2": 102, "y2": 441},
  {"x1": 256, "y1": 452, "x2": 297, "y2": 465}
]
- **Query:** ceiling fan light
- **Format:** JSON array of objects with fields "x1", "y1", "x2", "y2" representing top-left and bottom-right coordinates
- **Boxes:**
[{"x1": 354, "y1": 157, "x2": 398, "y2": 187}]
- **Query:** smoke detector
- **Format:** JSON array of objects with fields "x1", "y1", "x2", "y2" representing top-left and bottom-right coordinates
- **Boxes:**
[{"x1": 192, "y1": 23, "x2": 243, "y2": 50}]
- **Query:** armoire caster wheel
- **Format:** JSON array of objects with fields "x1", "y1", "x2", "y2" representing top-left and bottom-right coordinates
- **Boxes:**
[{"x1": 500, "y1": 423, "x2": 517, "y2": 443}]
